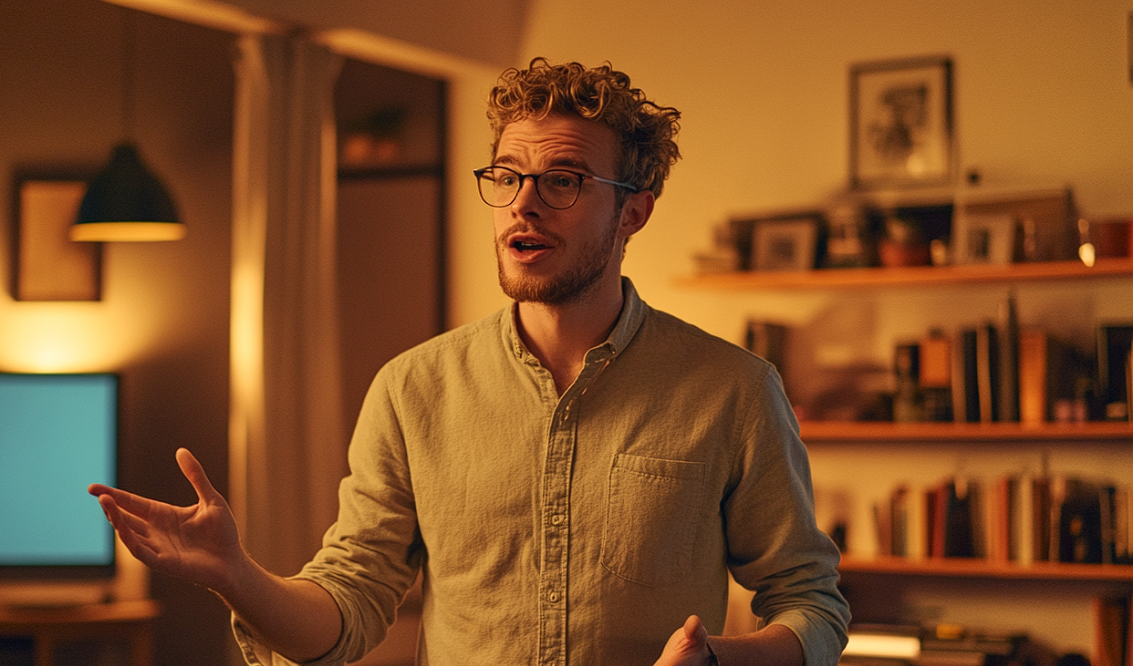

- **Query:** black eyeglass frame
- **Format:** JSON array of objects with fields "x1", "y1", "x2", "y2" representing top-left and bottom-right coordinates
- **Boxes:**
[{"x1": 473, "y1": 165, "x2": 639, "y2": 210}]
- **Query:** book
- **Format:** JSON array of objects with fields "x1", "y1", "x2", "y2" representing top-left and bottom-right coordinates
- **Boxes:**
[
  {"x1": 997, "y1": 295, "x2": 1020, "y2": 422},
  {"x1": 953, "y1": 328, "x2": 980, "y2": 423},
  {"x1": 1058, "y1": 478, "x2": 1105, "y2": 563},
  {"x1": 1096, "y1": 324, "x2": 1133, "y2": 421},
  {"x1": 975, "y1": 323, "x2": 999, "y2": 422},
  {"x1": 1092, "y1": 595, "x2": 1130, "y2": 666},
  {"x1": 1018, "y1": 329, "x2": 1089, "y2": 423}
]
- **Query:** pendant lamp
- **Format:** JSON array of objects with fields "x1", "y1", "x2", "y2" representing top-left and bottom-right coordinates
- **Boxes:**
[{"x1": 71, "y1": 9, "x2": 185, "y2": 242}]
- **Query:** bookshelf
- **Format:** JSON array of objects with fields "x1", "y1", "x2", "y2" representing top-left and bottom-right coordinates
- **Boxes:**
[
  {"x1": 801, "y1": 420, "x2": 1132, "y2": 443},
  {"x1": 676, "y1": 257, "x2": 1133, "y2": 290},
  {"x1": 840, "y1": 556, "x2": 1133, "y2": 582},
  {"x1": 678, "y1": 255, "x2": 1133, "y2": 658}
]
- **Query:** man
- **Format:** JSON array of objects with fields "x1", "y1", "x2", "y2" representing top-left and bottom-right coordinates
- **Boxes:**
[{"x1": 90, "y1": 58, "x2": 849, "y2": 665}]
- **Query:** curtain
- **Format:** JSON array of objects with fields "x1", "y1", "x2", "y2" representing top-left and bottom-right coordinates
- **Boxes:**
[{"x1": 230, "y1": 32, "x2": 346, "y2": 577}]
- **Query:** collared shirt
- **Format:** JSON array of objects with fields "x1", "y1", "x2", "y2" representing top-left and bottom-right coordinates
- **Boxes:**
[{"x1": 235, "y1": 278, "x2": 849, "y2": 666}]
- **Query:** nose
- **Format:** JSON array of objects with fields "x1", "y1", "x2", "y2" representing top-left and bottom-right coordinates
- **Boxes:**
[{"x1": 510, "y1": 175, "x2": 544, "y2": 213}]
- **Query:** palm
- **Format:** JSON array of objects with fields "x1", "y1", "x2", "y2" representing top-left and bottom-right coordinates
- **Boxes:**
[{"x1": 89, "y1": 448, "x2": 243, "y2": 593}]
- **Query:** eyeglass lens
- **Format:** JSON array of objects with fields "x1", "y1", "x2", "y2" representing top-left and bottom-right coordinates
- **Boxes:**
[{"x1": 476, "y1": 167, "x2": 584, "y2": 209}]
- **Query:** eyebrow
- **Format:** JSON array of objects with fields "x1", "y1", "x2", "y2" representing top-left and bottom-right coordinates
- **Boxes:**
[{"x1": 492, "y1": 154, "x2": 592, "y2": 173}]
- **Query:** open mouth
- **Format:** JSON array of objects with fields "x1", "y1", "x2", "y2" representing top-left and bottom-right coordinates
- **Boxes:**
[{"x1": 512, "y1": 240, "x2": 549, "y2": 252}]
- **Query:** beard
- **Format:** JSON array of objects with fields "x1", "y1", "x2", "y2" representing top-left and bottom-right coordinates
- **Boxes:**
[{"x1": 496, "y1": 213, "x2": 620, "y2": 306}]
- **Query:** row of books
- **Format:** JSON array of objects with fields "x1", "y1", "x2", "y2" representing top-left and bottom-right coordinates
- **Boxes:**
[
  {"x1": 900, "y1": 307, "x2": 1131, "y2": 424},
  {"x1": 841, "y1": 623, "x2": 1053, "y2": 666},
  {"x1": 875, "y1": 474, "x2": 1133, "y2": 565}
]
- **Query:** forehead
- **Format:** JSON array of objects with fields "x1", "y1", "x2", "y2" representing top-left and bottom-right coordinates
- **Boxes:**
[{"x1": 495, "y1": 114, "x2": 617, "y2": 172}]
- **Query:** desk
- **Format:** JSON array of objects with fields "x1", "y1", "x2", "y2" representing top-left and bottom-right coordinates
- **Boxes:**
[{"x1": 0, "y1": 600, "x2": 160, "y2": 666}]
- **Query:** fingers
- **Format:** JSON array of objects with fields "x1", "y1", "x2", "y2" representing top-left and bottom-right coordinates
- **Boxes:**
[
  {"x1": 89, "y1": 482, "x2": 159, "y2": 518},
  {"x1": 175, "y1": 447, "x2": 223, "y2": 505},
  {"x1": 94, "y1": 494, "x2": 160, "y2": 566}
]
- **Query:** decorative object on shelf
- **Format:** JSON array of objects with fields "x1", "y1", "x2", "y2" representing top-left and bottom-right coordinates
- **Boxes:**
[
  {"x1": 963, "y1": 213, "x2": 1016, "y2": 265},
  {"x1": 1078, "y1": 216, "x2": 1133, "y2": 268},
  {"x1": 879, "y1": 215, "x2": 931, "y2": 267},
  {"x1": 849, "y1": 55, "x2": 953, "y2": 189},
  {"x1": 72, "y1": 8, "x2": 184, "y2": 243},
  {"x1": 958, "y1": 188, "x2": 1076, "y2": 263},
  {"x1": 339, "y1": 106, "x2": 408, "y2": 168},
  {"x1": 729, "y1": 210, "x2": 826, "y2": 271},
  {"x1": 753, "y1": 217, "x2": 821, "y2": 271},
  {"x1": 823, "y1": 198, "x2": 875, "y2": 268},
  {"x1": 12, "y1": 175, "x2": 101, "y2": 301}
]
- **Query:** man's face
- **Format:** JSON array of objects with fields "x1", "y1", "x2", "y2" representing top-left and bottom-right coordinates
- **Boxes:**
[{"x1": 491, "y1": 113, "x2": 628, "y2": 306}]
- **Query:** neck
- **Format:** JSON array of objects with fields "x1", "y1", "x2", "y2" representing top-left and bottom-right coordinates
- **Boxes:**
[{"x1": 515, "y1": 277, "x2": 624, "y2": 395}]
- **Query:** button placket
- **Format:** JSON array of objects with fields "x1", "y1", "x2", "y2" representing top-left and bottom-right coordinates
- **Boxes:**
[{"x1": 536, "y1": 349, "x2": 613, "y2": 665}]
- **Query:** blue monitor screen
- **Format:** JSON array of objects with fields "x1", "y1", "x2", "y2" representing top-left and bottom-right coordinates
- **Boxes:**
[{"x1": 0, "y1": 373, "x2": 117, "y2": 577}]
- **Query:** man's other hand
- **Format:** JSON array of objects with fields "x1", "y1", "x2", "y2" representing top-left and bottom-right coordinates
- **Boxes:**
[{"x1": 654, "y1": 614, "x2": 714, "y2": 666}]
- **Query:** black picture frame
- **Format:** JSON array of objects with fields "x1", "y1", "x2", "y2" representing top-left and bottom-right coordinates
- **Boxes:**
[
  {"x1": 730, "y1": 211, "x2": 825, "y2": 272},
  {"x1": 850, "y1": 55, "x2": 953, "y2": 190}
]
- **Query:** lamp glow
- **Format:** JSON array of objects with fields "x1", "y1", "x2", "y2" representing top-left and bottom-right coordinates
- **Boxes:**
[{"x1": 71, "y1": 143, "x2": 186, "y2": 242}]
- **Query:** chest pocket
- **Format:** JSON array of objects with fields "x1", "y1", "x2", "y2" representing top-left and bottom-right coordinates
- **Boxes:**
[{"x1": 600, "y1": 453, "x2": 707, "y2": 587}]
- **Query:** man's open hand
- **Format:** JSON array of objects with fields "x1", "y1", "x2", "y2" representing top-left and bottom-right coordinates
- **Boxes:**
[{"x1": 88, "y1": 448, "x2": 245, "y2": 595}]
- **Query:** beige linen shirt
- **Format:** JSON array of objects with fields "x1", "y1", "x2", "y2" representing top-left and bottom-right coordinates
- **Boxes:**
[{"x1": 235, "y1": 278, "x2": 849, "y2": 666}]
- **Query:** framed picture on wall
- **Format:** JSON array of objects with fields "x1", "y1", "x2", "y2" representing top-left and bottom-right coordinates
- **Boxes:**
[
  {"x1": 850, "y1": 55, "x2": 953, "y2": 189},
  {"x1": 11, "y1": 175, "x2": 101, "y2": 301}
]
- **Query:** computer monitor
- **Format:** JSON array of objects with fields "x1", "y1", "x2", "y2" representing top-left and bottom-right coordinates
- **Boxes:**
[{"x1": 0, "y1": 373, "x2": 118, "y2": 585}]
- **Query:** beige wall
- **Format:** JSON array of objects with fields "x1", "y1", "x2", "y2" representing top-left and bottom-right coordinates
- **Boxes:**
[
  {"x1": 0, "y1": 1, "x2": 236, "y2": 662},
  {"x1": 499, "y1": 0, "x2": 1133, "y2": 655},
  {"x1": 2, "y1": 0, "x2": 1130, "y2": 660}
]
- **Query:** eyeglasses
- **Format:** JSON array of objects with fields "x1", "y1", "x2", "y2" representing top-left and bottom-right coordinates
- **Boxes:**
[{"x1": 473, "y1": 165, "x2": 638, "y2": 210}]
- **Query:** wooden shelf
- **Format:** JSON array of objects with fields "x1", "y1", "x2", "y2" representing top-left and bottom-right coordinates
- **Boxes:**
[
  {"x1": 677, "y1": 258, "x2": 1133, "y2": 290},
  {"x1": 800, "y1": 420, "x2": 1133, "y2": 443},
  {"x1": 840, "y1": 556, "x2": 1133, "y2": 582}
]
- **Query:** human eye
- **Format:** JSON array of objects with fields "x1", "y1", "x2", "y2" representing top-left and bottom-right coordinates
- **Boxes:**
[
  {"x1": 544, "y1": 171, "x2": 582, "y2": 190},
  {"x1": 493, "y1": 169, "x2": 518, "y2": 188}
]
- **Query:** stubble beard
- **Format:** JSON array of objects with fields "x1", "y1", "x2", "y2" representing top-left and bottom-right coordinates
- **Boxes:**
[{"x1": 496, "y1": 213, "x2": 621, "y2": 306}]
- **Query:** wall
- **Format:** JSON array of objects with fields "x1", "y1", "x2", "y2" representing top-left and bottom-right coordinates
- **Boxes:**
[
  {"x1": 506, "y1": 0, "x2": 1133, "y2": 656},
  {"x1": 500, "y1": 0, "x2": 1133, "y2": 334},
  {"x1": 0, "y1": 0, "x2": 235, "y2": 662}
]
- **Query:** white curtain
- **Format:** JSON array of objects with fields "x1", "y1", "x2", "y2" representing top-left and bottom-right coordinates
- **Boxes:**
[{"x1": 230, "y1": 32, "x2": 346, "y2": 577}]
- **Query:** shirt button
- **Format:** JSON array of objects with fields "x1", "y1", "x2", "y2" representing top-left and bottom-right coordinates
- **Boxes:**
[
  {"x1": 548, "y1": 591, "x2": 560, "y2": 603},
  {"x1": 551, "y1": 515, "x2": 564, "y2": 526}
]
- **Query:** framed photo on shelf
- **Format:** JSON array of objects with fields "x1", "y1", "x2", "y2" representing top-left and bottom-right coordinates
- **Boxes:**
[
  {"x1": 963, "y1": 213, "x2": 1016, "y2": 265},
  {"x1": 751, "y1": 214, "x2": 822, "y2": 272},
  {"x1": 850, "y1": 55, "x2": 953, "y2": 189},
  {"x1": 11, "y1": 175, "x2": 101, "y2": 301}
]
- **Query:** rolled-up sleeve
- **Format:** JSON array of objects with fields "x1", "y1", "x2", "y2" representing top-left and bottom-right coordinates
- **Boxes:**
[
  {"x1": 233, "y1": 369, "x2": 425, "y2": 665},
  {"x1": 724, "y1": 368, "x2": 850, "y2": 666}
]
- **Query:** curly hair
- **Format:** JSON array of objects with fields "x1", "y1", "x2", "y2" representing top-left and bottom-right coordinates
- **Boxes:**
[{"x1": 486, "y1": 58, "x2": 681, "y2": 199}]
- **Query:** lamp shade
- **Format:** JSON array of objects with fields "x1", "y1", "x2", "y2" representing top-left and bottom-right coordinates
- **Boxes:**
[{"x1": 71, "y1": 143, "x2": 186, "y2": 241}]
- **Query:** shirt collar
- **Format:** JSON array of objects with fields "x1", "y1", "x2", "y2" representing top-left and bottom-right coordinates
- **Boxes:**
[{"x1": 503, "y1": 276, "x2": 648, "y2": 363}]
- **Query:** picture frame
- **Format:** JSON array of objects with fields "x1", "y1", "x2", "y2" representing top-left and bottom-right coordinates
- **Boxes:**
[
  {"x1": 850, "y1": 55, "x2": 953, "y2": 189},
  {"x1": 963, "y1": 213, "x2": 1016, "y2": 265},
  {"x1": 11, "y1": 175, "x2": 101, "y2": 301},
  {"x1": 750, "y1": 214, "x2": 823, "y2": 272}
]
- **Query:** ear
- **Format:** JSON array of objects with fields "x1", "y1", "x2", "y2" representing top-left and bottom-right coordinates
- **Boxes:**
[{"x1": 617, "y1": 189, "x2": 655, "y2": 239}]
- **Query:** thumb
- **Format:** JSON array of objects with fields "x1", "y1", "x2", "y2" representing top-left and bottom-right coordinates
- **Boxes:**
[
  {"x1": 656, "y1": 614, "x2": 711, "y2": 665},
  {"x1": 681, "y1": 614, "x2": 708, "y2": 647},
  {"x1": 175, "y1": 448, "x2": 223, "y2": 504}
]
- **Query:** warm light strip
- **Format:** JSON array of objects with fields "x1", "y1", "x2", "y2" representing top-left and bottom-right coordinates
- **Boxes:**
[
  {"x1": 842, "y1": 633, "x2": 921, "y2": 659},
  {"x1": 98, "y1": 0, "x2": 285, "y2": 35}
]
